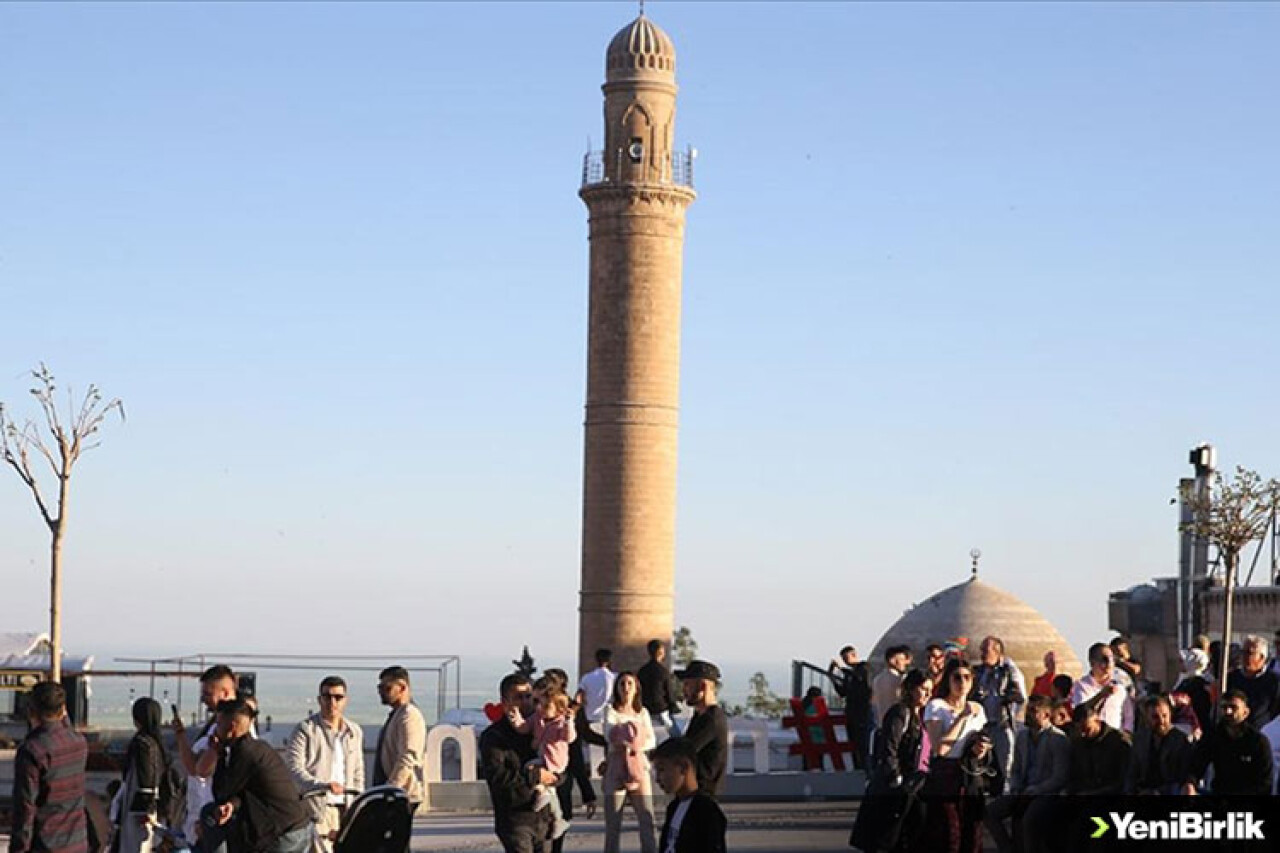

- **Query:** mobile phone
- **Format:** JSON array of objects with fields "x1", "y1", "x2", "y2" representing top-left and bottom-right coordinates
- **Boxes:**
[{"x1": 171, "y1": 704, "x2": 181, "y2": 723}]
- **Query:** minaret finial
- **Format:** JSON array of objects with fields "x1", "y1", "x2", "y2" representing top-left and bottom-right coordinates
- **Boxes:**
[
  {"x1": 639, "y1": 0, "x2": 645, "y2": 16},
  {"x1": 969, "y1": 548, "x2": 982, "y2": 579}
]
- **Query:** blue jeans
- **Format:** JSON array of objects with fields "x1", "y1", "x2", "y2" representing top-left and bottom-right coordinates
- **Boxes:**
[
  {"x1": 272, "y1": 825, "x2": 312, "y2": 853},
  {"x1": 650, "y1": 711, "x2": 682, "y2": 737},
  {"x1": 195, "y1": 804, "x2": 312, "y2": 853}
]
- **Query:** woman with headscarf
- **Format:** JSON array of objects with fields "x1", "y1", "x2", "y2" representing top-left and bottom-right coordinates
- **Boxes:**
[
  {"x1": 111, "y1": 697, "x2": 168, "y2": 853},
  {"x1": 849, "y1": 669, "x2": 930, "y2": 852}
]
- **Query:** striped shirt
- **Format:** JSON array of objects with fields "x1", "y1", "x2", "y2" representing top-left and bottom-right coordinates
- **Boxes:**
[{"x1": 10, "y1": 717, "x2": 89, "y2": 853}]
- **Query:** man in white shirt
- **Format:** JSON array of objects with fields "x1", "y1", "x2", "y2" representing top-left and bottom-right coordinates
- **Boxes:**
[
  {"x1": 172, "y1": 664, "x2": 240, "y2": 843},
  {"x1": 285, "y1": 676, "x2": 365, "y2": 853},
  {"x1": 1069, "y1": 642, "x2": 1135, "y2": 734},
  {"x1": 870, "y1": 645, "x2": 912, "y2": 728},
  {"x1": 575, "y1": 648, "x2": 617, "y2": 726}
]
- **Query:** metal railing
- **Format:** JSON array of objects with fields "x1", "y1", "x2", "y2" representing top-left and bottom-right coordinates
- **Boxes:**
[
  {"x1": 580, "y1": 147, "x2": 696, "y2": 189},
  {"x1": 791, "y1": 659, "x2": 835, "y2": 700},
  {"x1": 672, "y1": 148, "x2": 695, "y2": 187},
  {"x1": 116, "y1": 652, "x2": 463, "y2": 723}
]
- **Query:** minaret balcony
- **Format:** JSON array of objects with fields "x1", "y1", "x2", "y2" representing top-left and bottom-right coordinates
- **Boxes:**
[{"x1": 580, "y1": 149, "x2": 696, "y2": 189}]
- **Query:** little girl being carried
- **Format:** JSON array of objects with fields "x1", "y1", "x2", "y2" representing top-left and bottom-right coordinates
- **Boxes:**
[{"x1": 514, "y1": 684, "x2": 575, "y2": 839}]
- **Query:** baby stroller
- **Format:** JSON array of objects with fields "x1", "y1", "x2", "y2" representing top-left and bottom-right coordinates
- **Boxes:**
[
  {"x1": 332, "y1": 786, "x2": 413, "y2": 853},
  {"x1": 149, "y1": 786, "x2": 411, "y2": 853}
]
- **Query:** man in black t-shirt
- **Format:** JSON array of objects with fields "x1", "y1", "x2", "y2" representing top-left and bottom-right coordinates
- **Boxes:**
[
  {"x1": 679, "y1": 660, "x2": 729, "y2": 798},
  {"x1": 638, "y1": 639, "x2": 683, "y2": 736},
  {"x1": 828, "y1": 645, "x2": 872, "y2": 770}
]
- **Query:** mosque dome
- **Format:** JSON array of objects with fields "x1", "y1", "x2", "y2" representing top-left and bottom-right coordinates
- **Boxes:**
[
  {"x1": 606, "y1": 15, "x2": 676, "y2": 76},
  {"x1": 869, "y1": 574, "x2": 1083, "y2": 681}
]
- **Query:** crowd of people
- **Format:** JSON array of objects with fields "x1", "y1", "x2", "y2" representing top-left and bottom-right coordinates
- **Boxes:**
[
  {"x1": 9, "y1": 664, "x2": 426, "y2": 853},
  {"x1": 477, "y1": 645, "x2": 728, "y2": 853},
  {"x1": 7, "y1": 644, "x2": 727, "y2": 853},
  {"x1": 13, "y1": 630, "x2": 1280, "y2": 853},
  {"x1": 841, "y1": 631, "x2": 1280, "y2": 853}
]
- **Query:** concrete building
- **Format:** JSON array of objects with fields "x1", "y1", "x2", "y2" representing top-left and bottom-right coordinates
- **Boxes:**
[{"x1": 577, "y1": 15, "x2": 696, "y2": 675}]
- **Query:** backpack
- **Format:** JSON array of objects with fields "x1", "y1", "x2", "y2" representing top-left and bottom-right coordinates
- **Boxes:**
[{"x1": 157, "y1": 752, "x2": 187, "y2": 832}]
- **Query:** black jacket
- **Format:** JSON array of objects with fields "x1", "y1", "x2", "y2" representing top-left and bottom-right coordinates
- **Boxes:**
[
  {"x1": 123, "y1": 733, "x2": 164, "y2": 814},
  {"x1": 637, "y1": 659, "x2": 680, "y2": 717},
  {"x1": 830, "y1": 662, "x2": 872, "y2": 719},
  {"x1": 870, "y1": 703, "x2": 924, "y2": 791},
  {"x1": 1067, "y1": 724, "x2": 1131, "y2": 795},
  {"x1": 213, "y1": 736, "x2": 310, "y2": 853},
  {"x1": 479, "y1": 716, "x2": 548, "y2": 831},
  {"x1": 1226, "y1": 668, "x2": 1280, "y2": 729},
  {"x1": 1126, "y1": 726, "x2": 1191, "y2": 794},
  {"x1": 684, "y1": 706, "x2": 729, "y2": 798},
  {"x1": 1192, "y1": 723, "x2": 1274, "y2": 794},
  {"x1": 659, "y1": 792, "x2": 726, "y2": 853}
]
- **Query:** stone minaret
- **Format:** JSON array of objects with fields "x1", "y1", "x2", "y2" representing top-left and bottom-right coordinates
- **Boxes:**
[{"x1": 577, "y1": 15, "x2": 695, "y2": 676}]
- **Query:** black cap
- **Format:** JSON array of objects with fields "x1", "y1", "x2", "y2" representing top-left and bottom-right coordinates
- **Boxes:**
[{"x1": 677, "y1": 659, "x2": 721, "y2": 682}]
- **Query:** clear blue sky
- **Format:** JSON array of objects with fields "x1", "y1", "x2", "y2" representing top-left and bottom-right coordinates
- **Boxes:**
[{"x1": 1, "y1": 2, "x2": 1277, "y2": 675}]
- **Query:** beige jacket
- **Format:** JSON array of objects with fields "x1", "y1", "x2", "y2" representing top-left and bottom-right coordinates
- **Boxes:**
[
  {"x1": 285, "y1": 714, "x2": 366, "y2": 821},
  {"x1": 378, "y1": 702, "x2": 427, "y2": 804}
]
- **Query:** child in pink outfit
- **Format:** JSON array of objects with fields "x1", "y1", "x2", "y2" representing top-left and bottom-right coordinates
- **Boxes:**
[{"x1": 514, "y1": 686, "x2": 576, "y2": 838}]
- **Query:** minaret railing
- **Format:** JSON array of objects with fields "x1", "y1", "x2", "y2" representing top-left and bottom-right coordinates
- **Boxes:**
[{"x1": 580, "y1": 149, "x2": 695, "y2": 189}]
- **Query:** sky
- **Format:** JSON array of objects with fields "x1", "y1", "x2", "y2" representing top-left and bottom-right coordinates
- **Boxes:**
[{"x1": 1, "y1": 2, "x2": 1278, "y2": 682}]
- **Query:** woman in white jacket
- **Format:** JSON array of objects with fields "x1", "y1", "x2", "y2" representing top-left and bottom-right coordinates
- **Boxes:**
[{"x1": 601, "y1": 672, "x2": 657, "y2": 853}]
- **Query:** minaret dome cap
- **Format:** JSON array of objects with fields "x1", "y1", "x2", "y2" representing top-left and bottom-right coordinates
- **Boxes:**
[{"x1": 606, "y1": 15, "x2": 676, "y2": 77}]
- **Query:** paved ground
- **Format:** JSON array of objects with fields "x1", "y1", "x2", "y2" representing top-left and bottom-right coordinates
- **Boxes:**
[
  {"x1": 0, "y1": 803, "x2": 856, "y2": 852},
  {"x1": 408, "y1": 803, "x2": 855, "y2": 852}
]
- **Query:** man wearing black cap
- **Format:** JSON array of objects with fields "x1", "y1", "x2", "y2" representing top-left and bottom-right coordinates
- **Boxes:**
[
  {"x1": 679, "y1": 660, "x2": 729, "y2": 798},
  {"x1": 207, "y1": 697, "x2": 312, "y2": 853}
]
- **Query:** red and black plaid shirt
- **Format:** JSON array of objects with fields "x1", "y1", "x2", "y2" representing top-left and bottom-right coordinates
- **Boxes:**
[{"x1": 10, "y1": 717, "x2": 88, "y2": 853}]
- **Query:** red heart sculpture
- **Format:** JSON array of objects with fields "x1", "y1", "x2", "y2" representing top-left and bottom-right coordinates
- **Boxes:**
[{"x1": 483, "y1": 702, "x2": 504, "y2": 723}]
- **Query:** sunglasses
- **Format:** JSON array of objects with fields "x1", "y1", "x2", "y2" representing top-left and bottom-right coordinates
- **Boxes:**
[{"x1": 320, "y1": 693, "x2": 347, "y2": 701}]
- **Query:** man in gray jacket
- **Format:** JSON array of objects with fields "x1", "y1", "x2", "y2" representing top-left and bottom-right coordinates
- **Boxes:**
[
  {"x1": 286, "y1": 676, "x2": 365, "y2": 853},
  {"x1": 983, "y1": 694, "x2": 1069, "y2": 853}
]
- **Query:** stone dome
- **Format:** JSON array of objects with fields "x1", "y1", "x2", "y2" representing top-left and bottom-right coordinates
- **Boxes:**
[
  {"x1": 869, "y1": 574, "x2": 1083, "y2": 682},
  {"x1": 606, "y1": 15, "x2": 676, "y2": 76}
]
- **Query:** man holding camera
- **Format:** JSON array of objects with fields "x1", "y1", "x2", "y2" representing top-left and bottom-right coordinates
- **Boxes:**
[{"x1": 970, "y1": 635, "x2": 1027, "y2": 790}]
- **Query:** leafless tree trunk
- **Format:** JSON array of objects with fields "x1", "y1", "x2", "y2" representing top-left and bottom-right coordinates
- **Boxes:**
[
  {"x1": 0, "y1": 365, "x2": 123, "y2": 683},
  {"x1": 1220, "y1": 550, "x2": 1237, "y2": 697}
]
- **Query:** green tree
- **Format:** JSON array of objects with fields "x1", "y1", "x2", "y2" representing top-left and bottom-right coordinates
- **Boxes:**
[
  {"x1": 745, "y1": 671, "x2": 788, "y2": 719},
  {"x1": 0, "y1": 364, "x2": 123, "y2": 682},
  {"x1": 672, "y1": 625, "x2": 698, "y2": 667}
]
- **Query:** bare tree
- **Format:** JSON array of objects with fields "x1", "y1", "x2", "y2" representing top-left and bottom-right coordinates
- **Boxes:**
[
  {"x1": 0, "y1": 364, "x2": 123, "y2": 682},
  {"x1": 1180, "y1": 465, "x2": 1280, "y2": 696}
]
